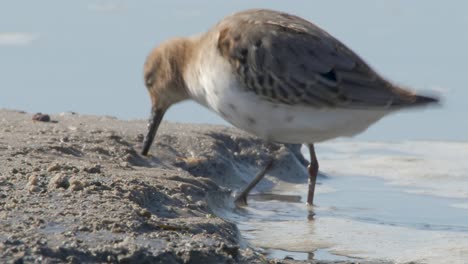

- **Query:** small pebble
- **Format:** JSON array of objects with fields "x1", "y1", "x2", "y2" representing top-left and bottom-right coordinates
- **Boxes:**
[
  {"x1": 47, "y1": 163, "x2": 61, "y2": 172},
  {"x1": 122, "y1": 154, "x2": 132, "y2": 162},
  {"x1": 4, "y1": 203, "x2": 16, "y2": 209},
  {"x1": 195, "y1": 201, "x2": 207, "y2": 208},
  {"x1": 49, "y1": 173, "x2": 69, "y2": 189},
  {"x1": 32, "y1": 113, "x2": 51, "y2": 122},
  {"x1": 90, "y1": 129, "x2": 103, "y2": 134},
  {"x1": 205, "y1": 214, "x2": 215, "y2": 219},
  {"x1": 28, "y1": 186, "x2": 42, "y2": 193},
  {"x1": 66, "y1": 256, "x2": 79, "y2": 264},
  {"x1": 119, "y1": 162, "x2": 130, "y2": 168},
  {"x1": 77, "y1": 226, "x2": 90, "y2": 232},
  {"x1": 135, "y1": 134, "x2": 144, "y2": 142},
  {"x1": 28, "y1": 174, "x2": 39, "y2": 186},
  {"x1": 69, "y1": 178, "x2": 84, "y2": 191},
  {"x1": 84, "y1": 164, "x2": 101, "y2": 174},
  {"x1": 137, "y1": 208, "x2": 152, "y2": 218}
]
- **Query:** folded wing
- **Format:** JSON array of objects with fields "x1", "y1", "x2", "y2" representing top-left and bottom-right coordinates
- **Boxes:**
[{"x1": 217, "y1": 9, "x2": 437, "y2": 109}]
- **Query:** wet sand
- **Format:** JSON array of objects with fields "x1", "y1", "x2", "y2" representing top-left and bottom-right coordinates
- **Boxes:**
[{"x1": 0, "y1": 109, "x2": 388, "y2": 263}]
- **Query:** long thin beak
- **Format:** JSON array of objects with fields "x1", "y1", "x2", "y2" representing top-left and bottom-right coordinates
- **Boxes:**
[{"x1": 141, "y1": 108, "x2": 165, "y2": 156}]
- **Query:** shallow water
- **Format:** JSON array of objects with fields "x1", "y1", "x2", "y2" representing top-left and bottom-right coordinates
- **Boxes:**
[
  {"x1": 319, "y1": 176, "x2": 468, "y2": 233},
  {"x1": 209, "y1": 141, "x2": 468, "y2": 263}
]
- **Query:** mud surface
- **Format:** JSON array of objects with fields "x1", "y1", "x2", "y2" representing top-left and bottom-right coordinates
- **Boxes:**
[{"x1": 0, "y1": 109, "x2": 387, "y2": 264}]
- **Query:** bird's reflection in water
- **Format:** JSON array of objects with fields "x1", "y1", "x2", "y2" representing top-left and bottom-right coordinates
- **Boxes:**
[
  {"x1": 249, "y1": 192, "x2": 317, "y2": 221},
  {"x1": 307, "y1": 207, "x2": 316, "y2": 221},
  {"x1": 308, "y1": 252, "x2": 315, "y2": 260},
  {"x1": 249, "y1": 193, "x2": 302, "y2": 203}
]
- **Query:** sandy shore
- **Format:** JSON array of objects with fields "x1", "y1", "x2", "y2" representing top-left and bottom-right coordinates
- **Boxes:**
[{"x1": 0, "y1": 109, "x2": 388, "y2": 264}]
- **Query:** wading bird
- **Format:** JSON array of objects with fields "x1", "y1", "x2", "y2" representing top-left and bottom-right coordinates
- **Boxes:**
[{"x1": 140, "y1": 9, "x2": 438, "y2": 206}]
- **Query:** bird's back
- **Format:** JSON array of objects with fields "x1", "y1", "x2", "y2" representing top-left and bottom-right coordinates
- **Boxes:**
[{"x1": 212, "y1": 9, "x2": 438, "y2": 110}]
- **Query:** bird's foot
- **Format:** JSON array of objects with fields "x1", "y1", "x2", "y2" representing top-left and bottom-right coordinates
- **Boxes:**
[
  {"x1": 234, "y1": 193, "x2": 248, "y2": 207},
  {"x1": 307, "y1": 205, "x2": 316, "y2": 221},
  {"x1": 233, "y1": 159, "x2": 274, "y2": 207}
]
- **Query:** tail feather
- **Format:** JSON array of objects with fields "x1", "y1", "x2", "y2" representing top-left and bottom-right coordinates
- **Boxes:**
[
  {"x1": 390, "y1": 83, "x2": 440, "y2": 108},
  {"x1": 412, "y1": 94, "x2": 439, "y2": 106},
  {"x1": 395, "y1": 93, "x2": 440, "y2": 109}
]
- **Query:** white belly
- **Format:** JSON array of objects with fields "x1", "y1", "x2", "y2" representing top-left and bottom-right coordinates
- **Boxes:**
[
  {"x1": 185, "y1": 48, "x2": 390, "y2": 143},
  {"x1": 216, "y1": 88, "x2": 389, "y2": 143}
]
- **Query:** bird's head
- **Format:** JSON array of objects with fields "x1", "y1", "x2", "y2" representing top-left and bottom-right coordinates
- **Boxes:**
[{"x1": 141, "y1": 38, "x2": 192, "y2": 156}]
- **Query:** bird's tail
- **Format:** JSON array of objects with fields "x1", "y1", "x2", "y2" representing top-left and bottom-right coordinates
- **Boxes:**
[
  {"x1": 410, "y1": 94, "x2": 440, "y2": 107},
  {"x1": 389, "y1": 83, "x2": 441, "y2": 108}
]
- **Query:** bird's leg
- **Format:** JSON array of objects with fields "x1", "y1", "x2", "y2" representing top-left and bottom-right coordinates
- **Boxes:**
[
  {"x1": 307, "y1": 144, "x2": 319, "y2": 206},
  {"x1": 234, "y1": 159, "x2": 274, "y2": 207}
]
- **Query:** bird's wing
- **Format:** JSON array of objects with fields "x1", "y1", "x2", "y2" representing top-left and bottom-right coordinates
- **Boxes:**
[{"x1": 216, "y1": 9, "x2": 421, "y2": 109}]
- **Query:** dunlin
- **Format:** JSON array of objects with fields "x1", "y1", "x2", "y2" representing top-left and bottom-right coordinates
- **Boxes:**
[{"x1": 140, "y1": 9, "x2": 438, "y2": 206}]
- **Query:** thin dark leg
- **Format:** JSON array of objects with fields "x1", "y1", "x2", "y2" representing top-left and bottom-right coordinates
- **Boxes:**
[
  {"x1": 307, "y1": 144, "x2": 319, "y2": 206},
  {"x1": 234, "y1": 159, "x2": 274, "y2": 207}
]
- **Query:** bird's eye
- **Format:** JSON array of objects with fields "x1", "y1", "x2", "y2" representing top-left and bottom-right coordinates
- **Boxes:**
[{"x1": 145, "y1": 74, "x2": 154, "y2": 87}]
